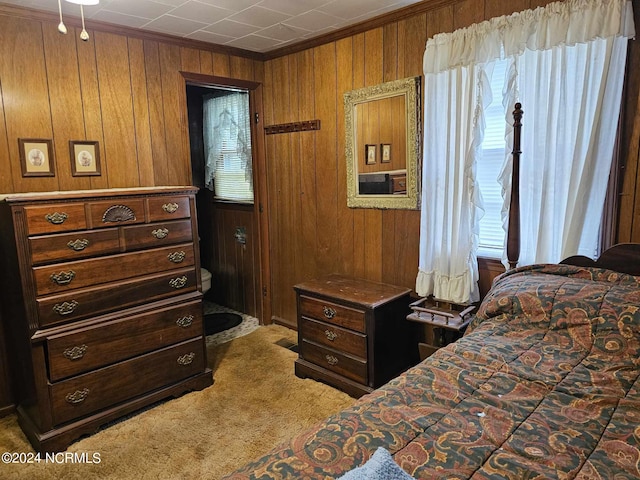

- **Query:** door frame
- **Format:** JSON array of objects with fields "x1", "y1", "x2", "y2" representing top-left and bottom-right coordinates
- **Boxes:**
[{"x1": 180, "y1": 72, "x2": 271, "y2": 325}]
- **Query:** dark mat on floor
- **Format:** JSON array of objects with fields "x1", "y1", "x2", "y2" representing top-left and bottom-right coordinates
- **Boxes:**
[{"x1": 204, "y1": 312, "x2": 243, "y2": 336}]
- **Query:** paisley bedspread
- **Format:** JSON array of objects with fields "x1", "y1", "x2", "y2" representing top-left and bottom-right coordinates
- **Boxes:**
[{"x1": 222, "y1": 264, "x2": 640, "y2": 479}]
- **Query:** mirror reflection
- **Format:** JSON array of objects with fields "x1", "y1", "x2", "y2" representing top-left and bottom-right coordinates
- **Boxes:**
[{"x1": 344, "y1": 77, "x2": 420, "y2": 209}]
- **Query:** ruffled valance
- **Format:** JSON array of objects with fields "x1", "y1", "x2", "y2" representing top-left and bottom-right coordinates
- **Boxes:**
[{"x1": 424, "y1": 0, "x2": 635, "y2": 74}]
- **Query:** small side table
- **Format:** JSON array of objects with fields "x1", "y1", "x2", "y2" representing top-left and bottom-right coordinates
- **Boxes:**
[{"x1": 406, "y1": 297, "x2": 475, "y2": 360}]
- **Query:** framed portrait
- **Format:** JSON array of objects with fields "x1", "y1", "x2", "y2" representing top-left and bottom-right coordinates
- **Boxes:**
[
  {"x1": 381, "y1": 144, "x2": 391, "y2": 163},
  {"x1": 70, "y1": 140, "x2": 101, "y2": 176},
  {"x1": 19, "y1": 138, "x2": 54, "y2": 177},
  {"x1": 365, "y1": 144, "x2": 377, "y2": 165}
]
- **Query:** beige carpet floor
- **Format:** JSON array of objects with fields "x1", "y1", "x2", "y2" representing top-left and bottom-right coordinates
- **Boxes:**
[{"x1": 0, "y1": 325, "x2": 355, "y2": 479}]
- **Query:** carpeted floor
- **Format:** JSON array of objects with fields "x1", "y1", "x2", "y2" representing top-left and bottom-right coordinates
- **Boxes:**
[{"x1": 0, "y1": 324, "x2": 356, "y2": 479}]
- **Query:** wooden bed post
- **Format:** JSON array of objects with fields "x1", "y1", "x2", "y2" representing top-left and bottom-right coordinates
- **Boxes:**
[{"x1": 507, "y1": 103, "x2": 523, "y2": 269}]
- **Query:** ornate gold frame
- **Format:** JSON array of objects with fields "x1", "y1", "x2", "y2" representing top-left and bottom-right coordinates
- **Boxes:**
[{"x1": 344, "y1": 76, "x2": 421, "y2": 209}]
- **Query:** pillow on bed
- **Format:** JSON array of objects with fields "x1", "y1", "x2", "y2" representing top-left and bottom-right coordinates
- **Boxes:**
[{"x1": 337, "y1": 447, "x2": 413, "y2": 480}]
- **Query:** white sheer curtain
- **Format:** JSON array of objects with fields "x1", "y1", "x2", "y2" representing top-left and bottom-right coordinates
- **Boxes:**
[
  {"x1": 203, "y1": 91, "x2": 253, "y2": 202},
  {"x1": 417, "y1": 0, "x2": 634, "y2": 303}
]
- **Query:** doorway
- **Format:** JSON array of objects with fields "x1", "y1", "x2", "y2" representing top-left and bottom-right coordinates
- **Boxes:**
[{"x1": 184, "y1": 74, "x2": 269, "y2": 324}]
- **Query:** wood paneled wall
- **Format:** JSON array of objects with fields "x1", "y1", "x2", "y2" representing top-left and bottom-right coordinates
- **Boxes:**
[
  {"x1": 0, "y1": 13, "x2": 261, "y2": 194},
  {"x1": 261, "y1": 0, "x2": 637, "y2": 327}
]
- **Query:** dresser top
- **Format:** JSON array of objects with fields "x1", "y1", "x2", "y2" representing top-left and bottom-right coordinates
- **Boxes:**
[
  {"x1": 294, "y1": 274, "x2": 411, "y2": 308},
  {"x1": 0, "y1": 186, "x2": 198, "y2": 203}
]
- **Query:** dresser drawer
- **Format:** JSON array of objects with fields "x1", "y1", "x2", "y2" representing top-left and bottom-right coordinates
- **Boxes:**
[
  {"x1": 300, "y1": 317, "x2": 366, "y2": 359},
  {"x1": 24, "y1": 203, "x2": 87, "y2": 235},
  {"x1": 122, "y1": 219, "x2": 193, "y2": 251},
  {"x1": 33, "y1": 244, "x2": 195, "y2": 296},
  {"x1": 36, "y1": 268, "x2": 197, "y2": 327},
  {"x1": 87, "y1": 199, "x2": 145, "y2": 228},
  {"x1": 50, "y1": 337, "x2": 205, "y2": 425},
  {"x1": 147, "y1": 196, "x2": 191, "y2": 222},
  {"x1": 299, "y1": 296, "x2": 366, "y2": 333},
  {"x1": 300, "y1": 340, "x2": 367, "y2": 384},
  {"x1": 47, "y1": 300, "x2": 203, "y2": 381},
  {"x1": 29, "y1": 228, "x2": 121, "y2": 265}
]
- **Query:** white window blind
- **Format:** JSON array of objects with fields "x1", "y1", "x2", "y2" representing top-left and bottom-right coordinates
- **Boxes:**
[{"x1": 203, "y1": 91, "x2": 254, "y2": 203}]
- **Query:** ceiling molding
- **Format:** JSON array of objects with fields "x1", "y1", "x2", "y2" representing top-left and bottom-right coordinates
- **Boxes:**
[
  {"x1": 0, "y1": 2, "x2": 262, "y2": 61},
  {"x1": 262, "y1": 0, "x2": 459, "y2": 60}
]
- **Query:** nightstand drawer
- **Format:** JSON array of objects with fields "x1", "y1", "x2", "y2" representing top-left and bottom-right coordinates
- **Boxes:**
[
  {"x1": 47, "y1": 299, "x2": 203, "y2": 381},
  {"x1": 299, "y1": 295, "x2": 365, "y2": 333},
  {"x1": 50, "y1": 337, "x2": 205, "y2": 425},
  {"x1": 300, "y1": 317, "x2": 366, "y2": 359},
  {"x1": 300, "y1": 340, "x2": 367, "y2": 384}
]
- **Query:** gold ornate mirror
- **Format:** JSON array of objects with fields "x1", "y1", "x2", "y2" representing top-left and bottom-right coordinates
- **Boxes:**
[{"x1": 344, "y1": 76, "x2": 421, "y2": 209}]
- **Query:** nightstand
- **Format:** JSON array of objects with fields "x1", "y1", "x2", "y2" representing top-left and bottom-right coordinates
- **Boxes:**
[
  {"x1": 407, "y1": 297, "x2": 476, "y2": 360},
  {"x1": 294, "y1": 275, "x2": 417, "y2": 398}
]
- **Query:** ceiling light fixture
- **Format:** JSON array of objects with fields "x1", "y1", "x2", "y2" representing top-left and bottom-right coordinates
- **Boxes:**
[{"x1": 57, "y1": 0, "x2": 99, "y2": 41}]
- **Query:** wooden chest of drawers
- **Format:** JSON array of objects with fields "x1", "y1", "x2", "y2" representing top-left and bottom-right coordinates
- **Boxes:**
[
  {"x1": 0, "y1": 187, "x2": 213, "y2": 452},
  {"x1": 294, "y1": 275, "x2": 418, "y2": 398}
]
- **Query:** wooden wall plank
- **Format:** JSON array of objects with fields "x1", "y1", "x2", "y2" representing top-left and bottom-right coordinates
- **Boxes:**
[
  {"x1": 181, "y1": 47, "x2": 201, "y2": 73},
  {"x1": 42, "y1": 26, "x2": 90, "y2": 192},
  {"x1": 230, "y1": 56, "x2": 254, "y2": 82},
  {"x1": 314, "y1": 43, "x2": 339, "y2": 277},
  {"x1": 485, "y1": 0, "x2": 529, "y2": 19},
  {"x1": 128, "y1": 38, "x2": 154, "y2": 186},
  {"x1": 0, "y1": 78, "x2": 13, "y2": 193},
  {"x1": 0, "y1": 17, "x2": 58, "y2": 193},
  {"x1": 199, "y1": 50, "x2": 214, "y2": 75},
  {"x1": 159, "y1": 42, "x2": 190, "y2": 185},
  {"x1": 352, "y1": 33, "x2": 366, "y2": 280},
  {"x1": 95, "y1": 31, "x2": 138, "y2": 187},
  {"x1": 213, "y1": 52, "x2": 231, "y2": 77},
  {"x1": 454, "y1": 0, "x2": 484, "y2": 30},
  {"x1": 336, "y1": 37, "x2": 354, "y2": 279},
  {"x1": 76, "y1": 28, "x2": 109, "y2": 189}
]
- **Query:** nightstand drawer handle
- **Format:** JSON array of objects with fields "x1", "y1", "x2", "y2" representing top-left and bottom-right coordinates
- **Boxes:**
[
  {"x1": 63, "y1": 344, "x2": 87, "y2": 360},
  {"x1": 326, "y1": 355, "x2": 339, "y2": 366},
  {"x1": 176, "y1": 315, "x2": 194, "y2": 328},
  {"x1": 323, "y1": 306, "x2": 336, "y2": 319},
  {"x1": 45, "y1": 212, "x2": 68, "y2": 224},
  {"x1": 50, "y1": 270, "x2": 76, "y2": 286},
  {"x1": 67, "y1": 239, "x2": 89, "y2": 251},
  {"x1": 163, "y1": 203, "x2": 179, "y2": 213},
  {"x1": 152, "y1": 228, "x2": 169, "y2": 239},
  {"x1": 168, "y1": 251, "x2": 186, "y2": 263},
  {"x1": 65, "y1": 388, "x2": 89, "y2": 405},
  {"x1": 177, "y1": 352, "x2": 195, "y2": 366},
  {"x1": 53, "y1": 300, "x2": 79, "y2": 316},
  {"x1": 169, "y1": 276, "x2": 188, "y2": 289},
  {"x1": 325, "y1": 330, "x2": 338, "y2": 341}
]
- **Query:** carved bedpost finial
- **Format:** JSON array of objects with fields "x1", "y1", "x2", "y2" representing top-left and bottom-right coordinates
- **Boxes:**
[{"x1": 507, "y1": 103, "x2": 523, "y2": 270}]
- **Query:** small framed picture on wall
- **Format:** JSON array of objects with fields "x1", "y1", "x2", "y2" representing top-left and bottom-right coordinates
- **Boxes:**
[
  {"x1": 69, "y1": 140, "x2": 101, "y2": 176},
  {"x1": 19, "y1": 138, "x2": 55, "y2": 177},
  {"x1": 365, "y1": 144, "x2": 377, "y2": 165},
  {"x1": 381, "y1": 144, "x2": 391, "y2": 163}
]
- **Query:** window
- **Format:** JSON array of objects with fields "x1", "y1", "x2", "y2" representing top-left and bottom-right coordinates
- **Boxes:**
[{"x1": 203, "y1": 90, "x2": 253, "y2": 203}]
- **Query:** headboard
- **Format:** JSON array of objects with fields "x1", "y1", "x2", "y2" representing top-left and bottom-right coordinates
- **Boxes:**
[{"x1": 505, "y1": 104, "x2": 640, "y2": 277}]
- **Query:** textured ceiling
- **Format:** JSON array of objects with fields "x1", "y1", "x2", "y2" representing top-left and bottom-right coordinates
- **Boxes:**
[{"x1": 2, "y1": 0, "x2": 424, "y2": 53}]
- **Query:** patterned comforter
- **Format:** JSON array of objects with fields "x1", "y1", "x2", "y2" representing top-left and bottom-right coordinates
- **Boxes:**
[{"x1": 223, "y1": 264, "x2": 640, "y2": 479}]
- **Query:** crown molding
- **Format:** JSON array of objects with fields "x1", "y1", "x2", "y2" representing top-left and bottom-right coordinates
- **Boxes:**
[{"x1": 0, "y1": 2, "x2": 263, "y2": 61}]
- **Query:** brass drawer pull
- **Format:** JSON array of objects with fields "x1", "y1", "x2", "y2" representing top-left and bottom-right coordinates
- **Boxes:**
[
  {"x1": 50, "y1": 270, "x2": 76, "y2": 286},
  {"x1": 325, "y1": 330, "x2": 338, "y2": 341},
  {"x1": 176, "y1": 315, "x2": 194, "y2": 328},
  {"x1": 67, "y1": 239, "x2": 89, "y2": 251},
  {"x1": 65, "y1": 388, "x2": 89, "y2": 405},
  {"x1": 169, "y1": 276, "x2": 188, "y2": 289},
  {"x1": 53, "y1": 300, "x2": 79, "y2": 316},
  {"x1": 63, "y1": 344, "x2": 88, "y2": 361},
  {"x1": 326, "y1": 355, "x2": 339, "y2": 366},
  {"x1": 323, "y1": 306, "x2": 336, "y2": 319},
  {"x1": 162, "y1": 203, "x2": 179, "y2": 214},
  {"x1": 168, "y1": 251, "x2": 186, "y2": 263},
  {"x1": 177, "y1": 352, "x2": 195, "y2": 366},
  {"x1": 45, "y1": 212, "x2": 68, "y2": 225},
  {"x1": 152, "y1": 228, "x2": 169, "y2": 239}
]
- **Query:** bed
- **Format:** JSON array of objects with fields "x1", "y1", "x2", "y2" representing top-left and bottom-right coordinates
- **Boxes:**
[{"x1": 221, "y1": 106, "x2": 640, "y2": 479}]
